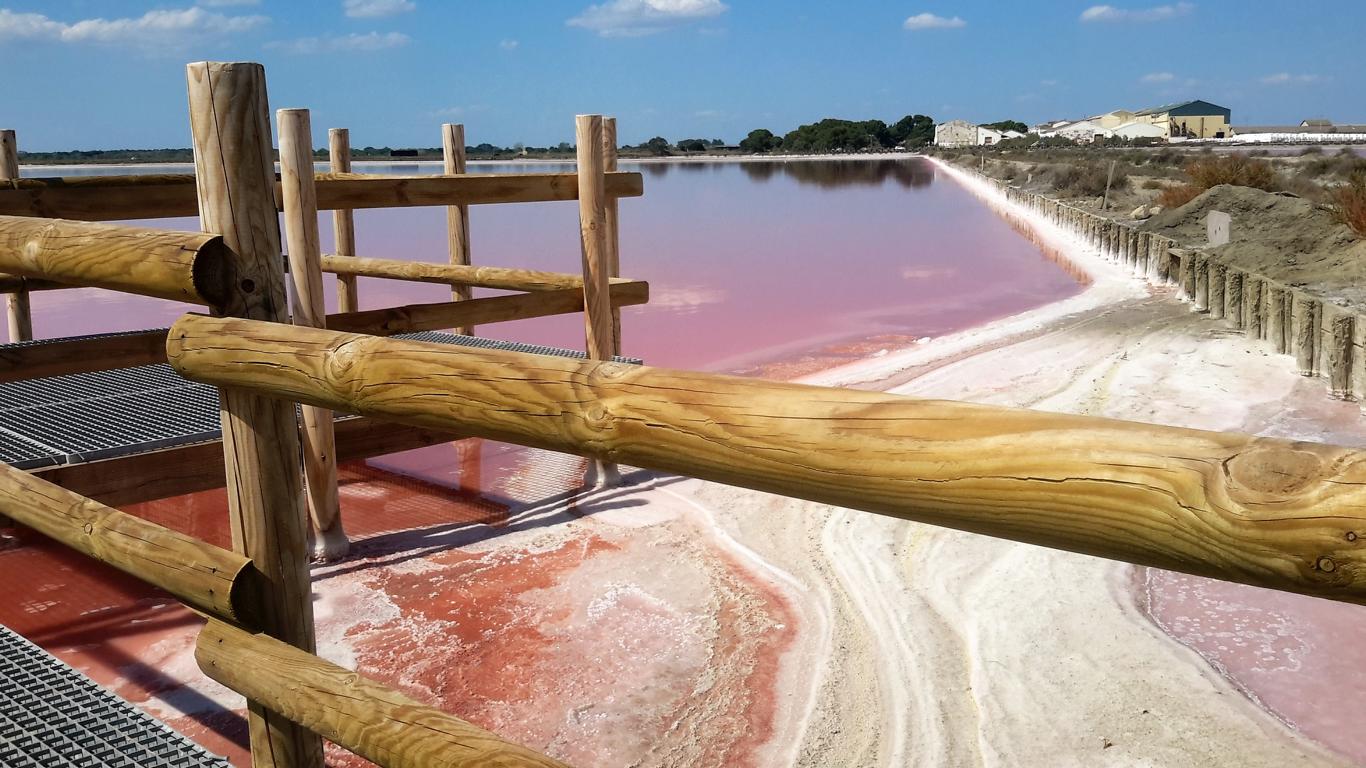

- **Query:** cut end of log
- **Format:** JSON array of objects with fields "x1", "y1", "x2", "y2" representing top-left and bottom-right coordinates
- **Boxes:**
[{"x1": 190, "y1": 237, "x2": 240, "y2": 314}]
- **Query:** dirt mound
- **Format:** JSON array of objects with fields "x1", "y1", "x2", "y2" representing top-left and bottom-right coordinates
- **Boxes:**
[{"x1": 1141, "y1": 184, "x2": 1366, "y2": 309}]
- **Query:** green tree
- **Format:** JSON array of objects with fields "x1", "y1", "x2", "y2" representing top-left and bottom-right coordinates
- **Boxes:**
[
  {"x1": 889, "y1": 115, "x2": 935, "y2": 148},
  {"x1": 983, "y1": 120, "x2": 1028, "y2": 134},
  {"x1": 677, "y1": 138, "x2": 708, "y2": 152},
  {"x1": 642, "y1": 136, "x2": 671, "y2": 156},
  {"x1": 739, "y1": 129, "x2": 780, "y2": 153}
]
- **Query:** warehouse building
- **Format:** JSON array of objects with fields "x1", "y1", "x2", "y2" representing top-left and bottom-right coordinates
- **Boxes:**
[{"x1": 1133, "y1": 100, "x2": 1232, "y2": 139}]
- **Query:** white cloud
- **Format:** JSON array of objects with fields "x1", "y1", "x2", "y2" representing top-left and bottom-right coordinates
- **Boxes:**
[
  {"x1": 1040, "y1": 79, "x2": 1059, "y2": 87},
  {"x1": 197, "y1": 0, "x2": 260, "y2": 6},
  {"x1": 568, "y1": 0, "x2": 727, "y2": 37},
  {"x1": 1260, "y1": 72, "x2": 1320, "y2": 85},
  {"x1": 0, "y1": 7, "x2": 266, "y2": 47},
  {"x1": 1080, "y1": 2, "x2": 1193, "y2": 22},
  {"x1": 343, "y1": 0, "x2": 416, "y2": 18},
  {"x1": 499, "y1": 38, "x2": 518, "y2": 50},
  {"x1": 903, "y1": 12, "x2": 966, "y2": 30},
  {"x1": 1141, "y1": 72, "x2": 1175, "y2": 83},
  {"x1": 267, "y1": 30, "x2": 409, "y2": 53}
]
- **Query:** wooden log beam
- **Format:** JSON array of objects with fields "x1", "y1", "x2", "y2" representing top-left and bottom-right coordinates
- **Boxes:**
[
  {"x1": 187, "y1": 59, "x2": 322, "y2": 768},
  {"x1": 0, "y1": 171, "x2": 645, "y2": 221},
  {"x1": 1, "y1": 130, "x2": 32, "y2": 343},
  {"x1": 325, "y1": 281, "x2": 648, "y2": 337},
  {"x1": 328, "y1": 128, "x2": 359, "y2": 313},
  {"x1": 0, "y1": 274, "x2": 66, "y2": 294},
  {"x1": 0, "y1": 329, "x2": 167, "y2": 383},
  {"x1": 576, "y1": 114, "x2": 619, "y2": 488},
  {"x1": 196, "y1": 620, "x2": 569, "y2": 768},
  {"x1": 29, "y1": 416, "x2": 462, "y2": 508},
  {"x1": 0, "y1": 215, "x2": 236, "y2": 308},
  {"x1": 441, "y1": 123, "x2": 473, "y2": 335},
  {"x1": 319, "y1": 253, "x2": 636, "y2": 292},
  {"x1": 279, "y1": 108, "x2": 346, "y2": 562},
  {"x1": 0, "y1": 462, "x2": 260, "y2": 626},
  {"x1": 603, "y1": 117, "x2": 623, "y2": 356},
  {"x1": 169, "y1": 315, "x2": 1366, "y2": 607}
]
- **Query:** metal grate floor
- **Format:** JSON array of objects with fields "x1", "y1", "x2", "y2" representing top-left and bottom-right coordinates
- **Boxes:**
[
  {"x1": 0, "y1": 330, "x2": 642, "y2": 470},
  {"x1": 0, "y1": 623, "x2": 233, "y2": 768}
]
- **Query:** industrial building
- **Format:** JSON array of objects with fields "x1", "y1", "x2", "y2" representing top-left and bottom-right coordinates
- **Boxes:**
[{"x1": 1133, "y1": 100, "x2": 1232, "y2": 139}]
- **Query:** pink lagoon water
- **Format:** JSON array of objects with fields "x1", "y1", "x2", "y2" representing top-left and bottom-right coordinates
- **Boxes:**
[{"x1": 11, "y1": 158, "x2": 1080, "y2": 373}]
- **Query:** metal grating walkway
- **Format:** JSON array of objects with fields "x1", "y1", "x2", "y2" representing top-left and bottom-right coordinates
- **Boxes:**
[
  {"x1": 0, "y1": 330, "x2": 643, "y2": 470},
  {"x1": 0, "y1": 623, "x2": 232, "y2": 768}
]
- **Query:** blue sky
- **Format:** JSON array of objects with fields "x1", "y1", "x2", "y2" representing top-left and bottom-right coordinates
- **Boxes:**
[{"x1": 1, "y1": 0, "x2": 1361, "y2": 151}]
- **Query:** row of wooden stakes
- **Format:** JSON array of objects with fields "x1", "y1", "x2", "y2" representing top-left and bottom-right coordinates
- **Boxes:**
[{"x1": 990, "y1": 177, "x2": 1363, "y2": 406}]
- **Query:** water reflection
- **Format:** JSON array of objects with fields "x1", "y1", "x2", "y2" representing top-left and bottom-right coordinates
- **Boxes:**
[{"x1": 737, "y1": 158, "x2": 935, "y2": 189}]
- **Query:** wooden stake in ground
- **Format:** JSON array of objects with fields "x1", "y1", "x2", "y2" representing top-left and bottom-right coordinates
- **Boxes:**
[
  {"x1": 186, "y1": 60, "x2": 323, "y2": 768},
  {"x1": 1102, "y1": 159, "x2": 1115, "y2": 212},
  {"x1": 328, "y1": 128, "x2": 359, "y2": 313},
  {"x1": 0, "y1": 130, "x2": 32, "y2": 343},
  {"x1": 279, "y1": 108, "x2": 347, "y2": 562},
  {"x1": 442, "y1": 123, "x2": 473, "y2": 335},
  {"x1": 576, "y1": 114, "x2": 620, "y2": 488}
]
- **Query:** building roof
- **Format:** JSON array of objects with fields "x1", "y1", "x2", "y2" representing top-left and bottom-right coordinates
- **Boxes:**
[{"x1": 1135, "y1": 100, "x2": 1231, "y2": 118}]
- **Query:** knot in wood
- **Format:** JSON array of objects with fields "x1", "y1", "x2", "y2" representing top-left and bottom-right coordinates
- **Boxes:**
[{"x1": 1223, "y1": 445, "x2": 1324, "y2": 498}]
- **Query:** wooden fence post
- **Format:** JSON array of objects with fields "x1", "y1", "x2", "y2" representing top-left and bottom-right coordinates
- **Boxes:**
[
  {"x1": 329, "y1": 128, "x2": 359, "y2": 313},
  {"x1": 576, "y1": 114, "x2": 620, "y2": 487},
  {"x1": 603, "y1": 117, "x2": 622, "y2": 356},
  {"x1": 0, "y1": 130, "x2": 32, "y2": 343},
  {"x1": 186, "y1": 61, "x2": 323, "y2": 768},
  {"x1": 442, "y1": 123, "x2": 473, "y2": 335},
  {"x1": 279, "y1": 108, "x2": 347, "y2": 562}
]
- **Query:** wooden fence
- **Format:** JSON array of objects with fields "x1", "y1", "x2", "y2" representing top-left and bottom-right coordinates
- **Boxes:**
[
  {"x1": 977, "y1": 170, "x2": 1364, "y2": 406},
  {"x1": 0, "y1": 61, "x2": 1364, "y2": 768}
]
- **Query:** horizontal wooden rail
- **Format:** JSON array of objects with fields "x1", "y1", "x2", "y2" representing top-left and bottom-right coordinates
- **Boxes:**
[
  {"x1": 0, "y1": 462, "x2": 260, "y2": 626},
  {"x1": 0, "y1": 274, "x2": 66, "y2": 294},
  {"x1": 0, "y1": 216, "x2": 235, "y2": 309},
  {"x1": 312, "y1": 171, "x2": 643, "y2": 211},
  {"x1": 0, "y1": 329, "x2": 167, "y2": 383},
  {"x1": 168, "y1": 315, "x2": 1366, "y2": 606},
  {"x1": 196, "y1": 620, "x2": 569, "y2": 768},
  {"x1": 30, "y1": 416, "x2": 461, "y2": 508},
  {"x1": 0, "y1": 172, "x2": 644, "y2": 221},
  {"x1": 320, "y1": 253, "x2": 639, "y2": 292},
  {"x1": 0, "y1": 277, "x2": 648, "y2": 382},
  {"x1": 325, "y1": 281, "x2": 649, "y2": 337}
]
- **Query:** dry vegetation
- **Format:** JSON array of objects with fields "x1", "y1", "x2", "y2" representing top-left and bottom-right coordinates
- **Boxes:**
[{"x1": 938, "y1": 143, "x2": 1366, "y2": 236}]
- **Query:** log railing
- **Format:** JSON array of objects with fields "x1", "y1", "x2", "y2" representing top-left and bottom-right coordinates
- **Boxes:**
[
  {"x1": 0, "y1": 460, "x2": 560, "y2": 767},
  {"x1": 168, "y1": 313, "x2": 1366, "y2": 607},
  {"x1": 0, "y1": 169, "x2": 644, "y2": 221}
]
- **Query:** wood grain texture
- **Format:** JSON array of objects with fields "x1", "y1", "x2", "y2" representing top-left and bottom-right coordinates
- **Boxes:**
[
  {"x1": 278, "y1": 108, "x2": 345, "y2": 561},
  {"x1": 602, "y1": 117, "x2": 622, "y2": 356},
  {"x1": 0, "y1": 215, "x2": 235, "y2": 308},
  {"x1": 0, "y1": 130, "x2": 32, "y2": 342},
  {"x1": 0, "y1": 171, "x2": 644, "y2": 220},
  {"x1": 0, "y1": 462, "x2": 260, "y2": 626},
  {"x1": 30, "y1": 417, "x2": 462, "y2": 508},
  {"x1": 168, "y1": 315, "x2": 1366, "y2": 607},
  {"x1": 328, "y1": 128, "x2": 359, "y2": 313},
  {"x1": 319, "y1": 253, "x2": 638, "y2": 292},
  {"x1": 574, "y1": 115, "x2": 613, "y2": 362},
  {"x1": 324, "y1": 281, "x2": 648, "y2": 337},
  {"x1": 187, "y1": 59, "x2": 322, "y2": 768},
  {"x1": 196, "y1": 620, "x2": 570, "y2": 768},
  {"x1": 0, "y1": 328, "x2": 167, "y2": 383},
  {"x1": 442, "y1": 124, "x2": 473, "y2": 334}
]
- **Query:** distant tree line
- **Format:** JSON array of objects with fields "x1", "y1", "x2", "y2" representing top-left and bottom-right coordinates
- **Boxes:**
[{"x1": 17, "y1": 115, "x2": 941, "y2": 165}]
